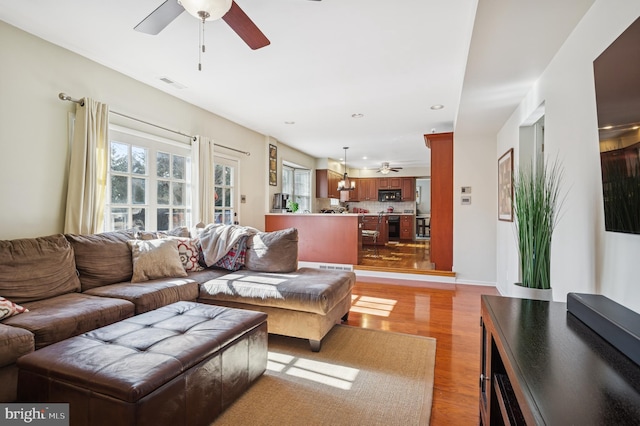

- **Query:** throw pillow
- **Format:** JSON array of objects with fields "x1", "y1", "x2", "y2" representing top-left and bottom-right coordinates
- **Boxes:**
[
  {"x1": 0, "y1": 296, "x2": 29, "y2": 320},
  {"x1": 245, "y1": 228, "x2": 298, "y2": 273},
  {"x1": 170, "y1": 237, "x2": 205, "y2": 272},
  {"x1": 128, "y1": 239, "x2": 188, "y2": 283},
  {"x1": 214, "y1": 236, "x2": 248, "y2": 271}
]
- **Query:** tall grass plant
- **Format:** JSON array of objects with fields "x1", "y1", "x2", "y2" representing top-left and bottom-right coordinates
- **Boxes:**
[{"x1": 513, "y1": 159, "x2": 565, "y2": 289}]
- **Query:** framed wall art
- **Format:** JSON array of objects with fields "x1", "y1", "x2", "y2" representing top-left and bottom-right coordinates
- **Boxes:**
[
  {"x1": 498, "y1": 148, "x2": 514, "y2": 221},
  {"x1": 269, "y1": 143, "x2": 277, "y2": 186}
]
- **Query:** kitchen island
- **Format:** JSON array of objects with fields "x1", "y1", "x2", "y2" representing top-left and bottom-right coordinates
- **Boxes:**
[{"x1": 265, "y1": 213, "x2": 362, "y2": 265}]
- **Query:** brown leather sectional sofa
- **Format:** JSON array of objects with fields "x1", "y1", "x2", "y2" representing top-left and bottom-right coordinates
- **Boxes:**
[{"x1": 0, "y1": 228, "x2": 355, "y2": 403}]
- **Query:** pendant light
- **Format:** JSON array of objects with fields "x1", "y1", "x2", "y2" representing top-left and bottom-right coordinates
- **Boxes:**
[{"x1": 338, "y1": 147, "x2": 355, "y2": 191}]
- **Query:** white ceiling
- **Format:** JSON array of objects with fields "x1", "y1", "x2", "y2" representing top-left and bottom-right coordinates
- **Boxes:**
[{"x1": 0, "y1": 0, "x2": 595, "y2": 170}]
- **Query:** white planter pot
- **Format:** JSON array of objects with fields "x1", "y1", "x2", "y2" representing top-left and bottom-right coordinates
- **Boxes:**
[{"x1": 511, "y1": 284, "x2": 553, "y2": 301}]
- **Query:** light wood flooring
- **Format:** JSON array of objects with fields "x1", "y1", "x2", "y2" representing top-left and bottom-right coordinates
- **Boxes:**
[{"x1": 347, "y1": 277, "x2": 499, "y2": 425}]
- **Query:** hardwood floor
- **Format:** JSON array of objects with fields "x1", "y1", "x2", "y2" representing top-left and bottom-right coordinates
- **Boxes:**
[
  {"x1": 359, "y1": 239, "x2": 433, "y2": 270},
  {"x1": 347, "y1": 277, "x2": 499, "y2": 425}
]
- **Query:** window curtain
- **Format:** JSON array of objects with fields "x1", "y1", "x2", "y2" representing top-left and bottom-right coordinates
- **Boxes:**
[
  {"x1": 63, "y1": 98, "x2": 109, "y2": 234},
  {"x1": 192, "y1": 135, "x2": 215, "y2": 225}
]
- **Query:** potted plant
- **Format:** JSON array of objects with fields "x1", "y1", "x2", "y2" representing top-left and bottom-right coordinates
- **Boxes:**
[
  {"x1": 287, "y1": 200, "x2": 299, "y2": 213},
  {"x1": 512, "y1": 158, "x2": 565, "y2": 299}
]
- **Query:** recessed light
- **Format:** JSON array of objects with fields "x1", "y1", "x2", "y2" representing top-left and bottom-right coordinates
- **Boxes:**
[
  {"x1": 430, "y1": 104, "x2": 444, "y2": 110},
  {"x1": 351, "y1": 113, "x2": 364, "y2": 118},
  {"x1": 284, "y1": 121, "x2": 295, "y2": 125}
]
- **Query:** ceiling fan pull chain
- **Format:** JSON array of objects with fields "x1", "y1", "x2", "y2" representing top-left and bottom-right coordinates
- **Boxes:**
[{"x1": 198, "y1": 17, "x2": 206, "y2": 71}]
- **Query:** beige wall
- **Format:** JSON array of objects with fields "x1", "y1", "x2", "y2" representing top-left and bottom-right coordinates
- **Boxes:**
[{"x1": 0, "y1": 20, "x2": 280, "y2": 238}]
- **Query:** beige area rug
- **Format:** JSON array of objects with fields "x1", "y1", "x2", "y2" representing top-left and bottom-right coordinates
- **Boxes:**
[{"x1": 213, "y1": 325, "x2": 436, "y2": 426}]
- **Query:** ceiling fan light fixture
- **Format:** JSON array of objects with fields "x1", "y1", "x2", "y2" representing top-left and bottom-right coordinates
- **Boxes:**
[
  {"x1": 380, "y1": 168, "x2": 391, "y2": 175},
  {"x1": 179, "y1": 0, "x2": 232, "y2": 21}
]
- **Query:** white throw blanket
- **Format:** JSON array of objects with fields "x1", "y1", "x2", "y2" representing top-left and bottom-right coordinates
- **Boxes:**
[{"x1": 198, "y1": 224, "x2": 258, "y2": 266}]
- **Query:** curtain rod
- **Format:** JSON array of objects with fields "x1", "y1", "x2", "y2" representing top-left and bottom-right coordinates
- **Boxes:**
[{"x1": 58, "y1": 93, "x2": 250, "y2": 156}]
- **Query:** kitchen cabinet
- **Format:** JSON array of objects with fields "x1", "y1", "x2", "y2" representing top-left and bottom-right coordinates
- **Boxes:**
[
  {"x1": 377, "y1": 177, "x2": 402, "y2": 189},
  {"x1": 401, "y1": 178, "x2": 416, "y2": 201},
  {"x1": 400, "y1": 215, "x2": 414, "y2": 240},
  {"x1": 356, "y1": 178, "x2": 378, "y2": 201},
  {"x1": 316, "y1": 169, "x2": 343, "y2": 199},
  {"x1": 362, "y1": 215, "x2": 388, "y2": 246}
]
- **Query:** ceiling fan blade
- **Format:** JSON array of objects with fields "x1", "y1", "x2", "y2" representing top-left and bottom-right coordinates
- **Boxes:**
[
  {"x1": 223, "y1": 1, "x2": 270, "y2": 50},
  {"x1": 134, "y1": 0, "x2": 185, "y2": 35}
]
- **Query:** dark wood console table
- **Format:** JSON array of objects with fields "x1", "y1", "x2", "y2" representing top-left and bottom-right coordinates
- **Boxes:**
[{"x1": 480, "y1": 295, "x2": 640, "y2": 425}]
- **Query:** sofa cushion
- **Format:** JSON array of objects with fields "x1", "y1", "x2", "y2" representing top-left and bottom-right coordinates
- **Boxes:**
[
  {"x1": 66, "y1": 231, "x2": 136, "y2": 291},
  {"x1": 245, "y1": 228, "x2": 298, "y2": 273},
  {"x1": 2, "y1": 293, "x2": 135, "y2": 350},
  {"x1": 0, "y1": 297, "x2": 29, "y2": 320},
  {"x1": 83, "y1": 278, "x2": 199, "y2": 314},
  {"x1": 198, "y1": 268, "x2": 355, "y2": 315},
  {"x1": 128, "y1": 239, "x2": 189, "y2": 282},
  {"x1": 0, "y1": 324, "x2": 33, "y2": 368},
  {"x1": 0, "y1": 234, "x2": 81, "y2": 303}
]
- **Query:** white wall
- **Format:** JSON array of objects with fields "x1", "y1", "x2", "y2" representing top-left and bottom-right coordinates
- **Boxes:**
[
  {"x1": 452, "y1": 134, "x2": 498, "y2": 285},
  {"x1": 495, "y1": 0, "x2": 640, "y2": 312},
  {"x1": 0, "y1": 21, "x2": 271, "y2": 238}
]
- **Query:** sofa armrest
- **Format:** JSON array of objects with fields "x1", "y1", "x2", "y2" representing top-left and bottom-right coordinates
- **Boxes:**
[{"x1": 0, "y1": 324, "x2": 34, "y2": 368}]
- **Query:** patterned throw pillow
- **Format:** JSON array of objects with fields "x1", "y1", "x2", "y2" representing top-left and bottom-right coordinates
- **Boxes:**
[
  {"x1": 0, "y1": 296, "x2": 29, "y2": 320},
  {"x1": 172, "y1": 237, "x2": 205, "y2": 272},
  {"x1": 214, "y1": 236, "x2": 248, "y2": 271}
]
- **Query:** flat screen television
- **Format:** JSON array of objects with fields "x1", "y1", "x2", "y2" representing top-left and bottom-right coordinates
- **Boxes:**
[{"x1": 593, "y1": 17, "x2": 640, "y2": 235}]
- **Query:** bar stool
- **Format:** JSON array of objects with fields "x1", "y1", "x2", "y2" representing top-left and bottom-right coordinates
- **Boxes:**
[{"x1": 416, "y1": 217, "x2": 427, "y2": 237}]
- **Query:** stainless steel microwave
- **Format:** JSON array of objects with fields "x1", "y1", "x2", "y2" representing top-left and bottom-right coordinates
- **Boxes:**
[{"x1": 378, "y1": 189, "x2": 401, "y2": 202}]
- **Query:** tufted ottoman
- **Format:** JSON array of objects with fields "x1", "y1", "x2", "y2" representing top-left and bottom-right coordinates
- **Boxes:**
[{"x1": 16, "y1": 302, "x2": 267, "y2": 426}]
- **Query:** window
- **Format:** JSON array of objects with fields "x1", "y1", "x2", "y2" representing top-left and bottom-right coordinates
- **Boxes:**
[
  {"x1": 106, "y1": 127, "x2": 192, "y2": 231},
  {"x1": 214, "y1": 156, "x2": 238, "y2": 225},
  {"x1": 282, "y1": 163, "x2": 311, "y2": 212}
]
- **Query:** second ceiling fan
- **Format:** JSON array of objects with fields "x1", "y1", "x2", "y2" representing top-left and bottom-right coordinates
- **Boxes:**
[
  {"x1": 377, "y1": 162, "x2": 403, "y2": 174},
  {"x1": 134, "y1": 0, "x2": 320, "y2": 50}
]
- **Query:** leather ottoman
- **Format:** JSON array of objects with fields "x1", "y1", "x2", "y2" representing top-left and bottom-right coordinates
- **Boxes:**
[{"x1": 16, "y1": 301, "x2": 268, "y2": 426}]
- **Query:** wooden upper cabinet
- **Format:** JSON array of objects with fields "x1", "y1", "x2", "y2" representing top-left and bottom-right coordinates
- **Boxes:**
[
  {"x1": 377, "y1": 177, "x2": 402, "y2": 189},
  {"x1": 355, "y1": 178, "x2": 377, "y2": 201},
  {"x1": 401, "y1": 178, "x2": 415, "y2": 201},
  {"x1": 316, "y1": 169, "x2": 344, "y2": 199}
]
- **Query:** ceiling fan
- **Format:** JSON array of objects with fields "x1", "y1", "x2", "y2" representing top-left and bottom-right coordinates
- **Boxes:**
[
  {"x1": 135, "y1": 0, "x2": 321, "y2": 50},
  {"x1": 376, "y1": 162, "x2": 403, "y2": 174}
]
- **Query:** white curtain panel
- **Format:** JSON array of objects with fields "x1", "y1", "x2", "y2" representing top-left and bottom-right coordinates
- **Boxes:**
[
  {"x1": 63, "y1": 98, "x2": 109, "y2": 234},
  {"x1": 193, "y1": 135, "x2": 215, "y2": 225}
]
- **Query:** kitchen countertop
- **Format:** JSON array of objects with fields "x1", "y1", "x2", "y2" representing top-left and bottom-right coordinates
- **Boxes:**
[
  {"x1": 266, "y1": 213, "x2": 361, "y2": 216},
  {"x1": 265, "y1": 212, "x2": 415, "y2": 216}
]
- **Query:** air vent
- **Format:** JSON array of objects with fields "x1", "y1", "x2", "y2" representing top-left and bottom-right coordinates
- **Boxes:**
[
  {"x1": 298, "y1": 261, "x2": 353, "y2": 272},
  {"x1": 158, "y1": 77, "x2": 186, "y2": 89},
  {"x1": 318, "y1": 264, "x2": 354, "y2": 272}
]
